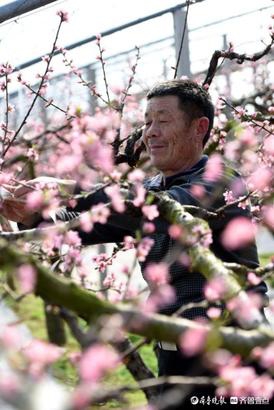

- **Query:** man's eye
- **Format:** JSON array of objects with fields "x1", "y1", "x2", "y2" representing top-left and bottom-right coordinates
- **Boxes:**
[
  {"x1": 145, "y1": 122, "x2": 152, "y2": 127},
  {"x1": 160, "y1": 120, "x2": 168, "y2": 123}
]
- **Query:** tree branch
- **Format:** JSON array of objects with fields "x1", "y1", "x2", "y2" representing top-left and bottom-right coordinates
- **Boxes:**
[
  {"x1": 0, "y1": 192, "x2": 268, "y2": 329},
  {"x1": 203, "y1": 35, "x2": 274, "y2": 87},
  {"x1": 0, "y1": 239, "x2": 273, "y2": 358}
]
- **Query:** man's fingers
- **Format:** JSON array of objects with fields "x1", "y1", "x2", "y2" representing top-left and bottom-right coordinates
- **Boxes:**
[
  {"x1": 4, "y1": 197, "x2": 27, "y2": 205},
  {"x1": 0, "y1": 197, "x2": 29, "y2": 222},
  {"x1": 13, "y1": 185, "x2": 35, "y2": 198},
  {"x1": 2, "y1": 184, "x2": 16, "y2": 194}
]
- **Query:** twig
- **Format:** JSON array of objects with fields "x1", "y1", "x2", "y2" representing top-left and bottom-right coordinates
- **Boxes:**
[
  {"x1": 223, "y1": 262, "x2": 274, "y2": 278},
  {"x1": 172, "y1": 300, "x2": 210, "y2": 317},
  {"x1": 61, "y1": 49, "x2": 110, "y2": 106},
  {"x1": 1, "y1": 240, "x2": 274, "y2": 357},
  {"x1": 118, "y1": 46, "x2": 140, "y2": 116},
  {"x1": 203, "y1": 35, "x2": 274, "y2": 87},
  {"x1": 183, "y1": 205, "x2": 218, "y2": 219},
  {"x1": 96, "y1": 35, "x2": 111, "y2": 106},
  {"x1": 76, "y1": 375, "x2": 218, "y2": 406},
  {"x1": 60, "y1": 308, "x2": 89, "y2": 347},
  {"x1": 2, "y1": 73, "x2": 10, "y2": 153},
  {"x1": 111, "y1": 47, "x2": 141, "y2": 157},
  {"x1": 215, "y1": 190, "x2": 255, "y2": 215},
  {"x1": 2, "y1": 15, "x2": 65, "y2": 158},
  {"x1": 33, "y1": 122, "x2": 72, "y2": 141},
  {"x1": 219, "y1": 97, "x2": 274, "y2": 137},
  {"x1": 24, "y1": 83, "x2": 70, "y2": 116},
  {"x1": 61, "y1": 307, "x2": 158, "y2": 399}
]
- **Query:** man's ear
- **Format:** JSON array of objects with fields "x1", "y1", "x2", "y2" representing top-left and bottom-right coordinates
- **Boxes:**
[{"x1": 195, "y1": 117, "x2": 209, "y2": 141}]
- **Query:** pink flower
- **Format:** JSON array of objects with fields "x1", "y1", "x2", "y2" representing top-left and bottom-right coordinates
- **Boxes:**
[
  {"x1": 72, "y1": 384, "x2": 94, "y2": 409},
  {"x1": 93, "y1": 253, "x2": 108, "y2": 273},
  {"x1": 144, "y1": 284, "x2": 175, "y2": 313},
  {"x1": 262, "y1": 205, "x2": 274, "y2": 230},
  {"x1": 17, "y1": 264, "x2": 36, "y2": 294},
  {"x1": 264, "y1": 135, "x2": 274, "y2": 156},
  {"x1": 64, "y1": 230, "x2": 81, "y2": 247},
  {"x1": 217, "y1": 363, "x2": 274, "y2": 399},
  {"x1": 133, "y1": 184, "x2": 146, "y2": 207},
  {"x1": 123, "y1": 235, "x2": 136, "y2": 250},
  {"x1": 0, "y1": 172, "x2": 12, "y2": 184},
  {"x1": 103, "y1": 272, "x2": 115, "y2": 287},
  {"x1": 136, "y1": 237, "x2": 154, "y2": 262},
  {"x1": 253, "y1": 342, "x2": 274, "y2": 370},
  {"x1": 23, "y1": 339, "x2": 63, "y2": 377},
  {"x1": 26, "y1": 190, "x2": 44, "y2": 211},
  {"x1": 105, "y1": 184, "x2": 125, "y2": 213},
  {"x1": 0, "y1": 325, "x2": 22, "y2": 349},
  {"x1": 142, "y1": 204, "x2": 159, "y2": 221},
  {"x1": 180, "y1": 321, "x2": 209, "y2": 356},
  {"x1": 221, "y1": 217, "x2": 257, "y2": 250},
  {"x1": 206, "y1": 349, "x2": 237, "y2": 370},
  {"x1": 26, "y1": 148, "x2": 38, "y2": 161},
  {"x1": 247, "y1": 272, "x2": 261, "y2": 286},
  {"x1": 218, "y1": 365, "x2": 256, "y2": 396},
  {"x1": 0, "y1": 374, "x2": 20, "y2": 398},
  {"x1": 234, "y1": 106, "x2": 246, "y2": 119},
  {"x1": 86, "y1": 140, "x2": 114, "y2": 174},
  {"x1": 56, "y1": 154, "x2": 81, "y2": 174},
  {"x1": 168, "y1": 224, "x2": 183, "y2": 239},
  {"x1": 128, "y1": 169, "x2": 145, "y2": 183},
  {"x1": 207, "y1": 307, "x2": 221, "y2": 319},
  {"x1": 203, "y1": 153, "x2": 223, "y2": 182},
  {"x1": 91, "y1": 203, "x2": 110, "y2": 224},
  {"x1": 0, "y1": 63, "x2": 13, "y2": 75},
  {"x1": 226, "y1": 292, "x2": 263, "y2": 324},
  {"x1": 145, "y1": 262, "x2": 169, "y2": 286},
  {"x1": 56, "y1": 10, "x2": 69, "y2": 22},
  {"x1": 109, "y1": 170, "x2": 122, "y2": 182},
  {"x1": 41, "y1": 230, "x2": 63, "y2": 255},
  {"x1": 223, "y1": 190, "x2": 235, "y2": 204},
  {"x1": 190, "y1": 184, "x2": 205, "y2": 199},
  {"x1": 224, "y1": 140, "x2": 240, "y2": 161},
  {"x1": 80, "y1": 212, "x2": 93, "y2": 232},
  {"x1": 249, "y1": 373, "x2": 274, "y2": 399},
  {"x1": 239, "y1": 126, "x2": 256, "y2": 146},
  {"x1": 79, "y1": 344, "x2": 119, "y2": 383},
  {"x1": 247, "y1": 167, "x2": 272, "y2": 191},
  {"x1": 143, "y1": 222, "x2": 155, "y2": 234},
  {"x1": 204, "y1": 277, "x2": 226, "y2": 301}
]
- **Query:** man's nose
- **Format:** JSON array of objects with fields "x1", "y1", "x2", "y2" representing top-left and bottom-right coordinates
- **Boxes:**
[{"x1": 145, "y1": 121, "x2": 161, "y2": 138}]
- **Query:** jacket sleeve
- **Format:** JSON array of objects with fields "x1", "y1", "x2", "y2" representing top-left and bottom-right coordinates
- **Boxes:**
[{"x1": 55, "y1": 184, "x2": 142, "y2": 245}]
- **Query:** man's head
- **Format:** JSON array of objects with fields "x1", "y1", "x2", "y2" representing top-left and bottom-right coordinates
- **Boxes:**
[{"x1": 143, "y1": 79, "x2": 214, "y2": 176}]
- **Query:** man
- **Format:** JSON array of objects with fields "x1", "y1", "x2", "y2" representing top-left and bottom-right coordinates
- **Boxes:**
[{"x1": 1, "y1": 80, "x2": 268, "y2": 407}]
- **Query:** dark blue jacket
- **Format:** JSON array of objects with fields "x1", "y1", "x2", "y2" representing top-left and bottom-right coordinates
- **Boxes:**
[{"x1": 57, "y1": 156, "x2": 267, "y2": 317}]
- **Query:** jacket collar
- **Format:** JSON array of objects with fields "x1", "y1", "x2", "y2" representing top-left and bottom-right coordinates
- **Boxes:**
[{"x1": 144, "y1": 155, "x2": 208, "y2": 190}]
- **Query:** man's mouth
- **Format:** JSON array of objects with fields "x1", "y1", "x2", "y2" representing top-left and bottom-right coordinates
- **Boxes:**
[{"x1": 149, "y1": 145, "x2": 165, "y2": 153}]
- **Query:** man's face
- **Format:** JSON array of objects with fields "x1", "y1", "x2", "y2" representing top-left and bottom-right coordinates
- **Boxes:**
[{"x1": 143, "y1": 95, "x2": 205, "y2": 176}]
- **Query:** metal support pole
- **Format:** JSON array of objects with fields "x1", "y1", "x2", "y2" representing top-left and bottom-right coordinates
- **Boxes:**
[
  {"x1": 0, "y1": 0, "x2": 59, "y2": 24},
  {"x1": 173, "y1": 8, "x2": 191, "y2": 78},
  {"x1": 85, "y1": 65, "x2": 97, "y2": 115}
]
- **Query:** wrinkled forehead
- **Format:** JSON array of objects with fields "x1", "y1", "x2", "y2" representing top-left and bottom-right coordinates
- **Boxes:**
[{"x1": 144, "y1": 95, "x2": 181, "y2": 117}]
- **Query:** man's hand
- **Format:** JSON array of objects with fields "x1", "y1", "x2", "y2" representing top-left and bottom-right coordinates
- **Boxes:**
[
  {"x1": 11, "y1": 176, "x2": 76, "y2": 198},
  {"x1": 0, "y1": 185, "x2": 30, "y2": 224},
  {"x1": 0, "y1": 177, "x2": 76, "y2": 226}
]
